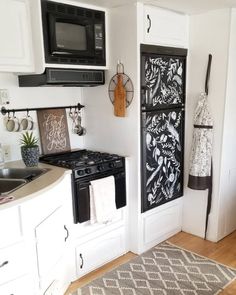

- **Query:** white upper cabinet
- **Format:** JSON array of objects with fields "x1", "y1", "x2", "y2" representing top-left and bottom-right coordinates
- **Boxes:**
[
  {"x1": 0, "y1": 0, "x2": 34, "y2": 72},
  {"x1": 143, "y1": 6, "x2": 188, "y2": 48}
]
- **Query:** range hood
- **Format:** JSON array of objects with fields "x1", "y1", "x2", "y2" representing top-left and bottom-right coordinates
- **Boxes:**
[{"x1": 18, "y1": 68, "x2": 105, "y2": 87}]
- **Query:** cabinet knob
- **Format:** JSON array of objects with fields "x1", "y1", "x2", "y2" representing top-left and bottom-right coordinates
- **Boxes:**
[
  {"x1": 64, "y1": 225, "x2": 69, "y2": 242},
  {"x1": 0, "y1": 260, "x2": 8, "y2": 268},
  {"x1": 80, "y1": 253, "x2": 84, "y2": 269},
  {"x1": 147, "y1": 14, "x2": 152, "y2": 33}
]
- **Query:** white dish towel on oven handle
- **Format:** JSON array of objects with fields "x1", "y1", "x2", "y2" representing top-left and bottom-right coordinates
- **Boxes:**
[{"x1": 89, "y1": 176, "x2": 116, "y2": 224}]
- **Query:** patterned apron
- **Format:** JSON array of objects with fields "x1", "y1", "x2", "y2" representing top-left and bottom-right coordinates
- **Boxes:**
[{"x1": 188, "y1": 93, "x2": 213, "y2": 238}]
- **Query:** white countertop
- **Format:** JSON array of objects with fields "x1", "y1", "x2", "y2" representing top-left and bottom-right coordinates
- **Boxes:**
[{"x1": 0, "y1": 160, "x2": 71, "y2": 210}]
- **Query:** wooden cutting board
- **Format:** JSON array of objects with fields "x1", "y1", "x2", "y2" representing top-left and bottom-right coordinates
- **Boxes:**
[{"x1": 114, "y1": 74, "x2": 126, "y2": 117}]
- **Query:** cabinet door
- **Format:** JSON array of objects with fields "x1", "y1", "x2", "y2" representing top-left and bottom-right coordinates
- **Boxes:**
[
  {"x1": 0, "y1": 206, "x2": 22, "y2": 248},
  {"x1": 141, "y1": 48, "x2": 187, "y2": 109},
  {"x1": 0, "y1": 0, "x2": 34, "y2": 72},
  {"x1": 35, "y1": 206, "x2": 67, "y2": 281},
  {"x1": 0, "y1": 242, "x2": 28, "y2": 285},
  {"x1": 76, "y1": 228, "x2": 126, "y2": 278},
  {"x1": 141, "y1": 108, "x2": 184, "y2": 212},
  {"x1": 144, "y1": 6, "x2": 188, "y2": 47},
  {"x1": 0, "y1": 275, "x2": 34, "y2": 295}
]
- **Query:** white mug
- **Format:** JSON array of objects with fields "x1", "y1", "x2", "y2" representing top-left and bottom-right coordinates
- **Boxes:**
[
  {"x1": 21, "y1": 115, "x2": 34, "y2": 130},
  {"x1": 5, "y1": 116, "x2": 21, "y2": 132}
]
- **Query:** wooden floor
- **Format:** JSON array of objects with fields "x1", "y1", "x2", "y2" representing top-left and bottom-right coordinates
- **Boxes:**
[{"x1": 65, "y1": 231, "x2": 236, "y2": 295}]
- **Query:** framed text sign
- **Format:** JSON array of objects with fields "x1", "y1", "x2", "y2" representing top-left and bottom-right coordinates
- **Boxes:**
[{"x1": 37, "y1": 108, "x2": 71, "y2": 154}]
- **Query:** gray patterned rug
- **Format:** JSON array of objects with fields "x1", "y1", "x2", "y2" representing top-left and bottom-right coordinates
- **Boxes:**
[{"x1": 76, "y1": 242, "x2": 236, "y2": 295}]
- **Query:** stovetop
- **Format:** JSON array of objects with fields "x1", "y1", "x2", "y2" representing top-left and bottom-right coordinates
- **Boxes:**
[{"x1": 39, "y1": 149, "x2": 124, "y2": 178}]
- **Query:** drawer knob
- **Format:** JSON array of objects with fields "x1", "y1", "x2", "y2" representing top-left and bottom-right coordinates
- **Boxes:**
[{"x1": 0, "y1": 260, "x2": 8, "y2": 268}]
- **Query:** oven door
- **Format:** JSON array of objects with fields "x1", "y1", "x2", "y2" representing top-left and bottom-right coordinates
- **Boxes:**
[{"x1": 72, "y1": 170, "x2": 126, "y2": 224}]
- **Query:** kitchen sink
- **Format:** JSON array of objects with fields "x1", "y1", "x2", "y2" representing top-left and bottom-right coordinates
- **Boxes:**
[
  {"x1": 0, "y1": 168, "x2": 49, "y2": 196},
  {"x1": 0, "y1": 168, "x2": 48, "y2": 181},
  {"x1": 0, "y1": 179, "x2": 27, "y2": 195}
]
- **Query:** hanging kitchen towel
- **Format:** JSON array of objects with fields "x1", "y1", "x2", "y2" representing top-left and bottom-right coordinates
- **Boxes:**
[
  {"x1": 0, "y1": 195, "x2": 15, "y2": 204},
  {"x1": 89, "y1": 176, "x2": 116, "y2": 224},
  {"x1": 188, "y1": 93, "x2": 213, "y2": 238}
]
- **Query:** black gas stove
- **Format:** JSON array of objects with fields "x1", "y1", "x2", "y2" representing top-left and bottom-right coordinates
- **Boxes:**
[
  {"x1": 40, "y1": 149, "x2": 126, "y2": 223},
  {"x1": 39, "y1": 149, "x2": 124, "y2": 178}
]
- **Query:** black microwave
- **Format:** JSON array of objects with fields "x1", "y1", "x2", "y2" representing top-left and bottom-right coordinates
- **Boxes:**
[{"x1": 41, "y1": 0, "x2": 106, "y2": 66}]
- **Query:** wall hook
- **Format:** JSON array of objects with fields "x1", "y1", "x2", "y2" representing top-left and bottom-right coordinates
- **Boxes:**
[{"x1": 108, "y1": 62, "x2": 134, "y2": 108}]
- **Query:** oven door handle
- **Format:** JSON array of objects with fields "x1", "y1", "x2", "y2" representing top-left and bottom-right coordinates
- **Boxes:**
[
  {"x1": 74, "y1": 169, "x2": 125, "y2": 183},
  {"x1": 114, "y1": 172, "x2": 125, "y2": 179},
  {"x1": 79, "y1": 182, "x2": 91, "y2": 188}
]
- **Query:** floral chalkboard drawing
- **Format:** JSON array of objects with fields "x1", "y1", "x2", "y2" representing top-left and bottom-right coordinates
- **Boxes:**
[
  {"x1": 145, "y1": 56, "x2": 184, "y2": 107},
  {"x1": 143, "y1": 109, "x2": 183, "y2": 210},
  {"x1": 141, "y1": 49, "x2": 186, "y2": 212},
  {"x1": 37, "y1": 108, "x2": 71, "y2": 155}
]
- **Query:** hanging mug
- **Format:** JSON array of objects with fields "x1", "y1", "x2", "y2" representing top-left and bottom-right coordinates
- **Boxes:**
[
  {"x1": 5, "y1": 113, "x2": 21, "y2": 132},
  {"x1": 20, "y1": 112, "x2": 34, "y2": 130}
]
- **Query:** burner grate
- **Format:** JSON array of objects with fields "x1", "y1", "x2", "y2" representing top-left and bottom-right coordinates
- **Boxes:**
[{"x1": 39, "y1": 149, "x2": 122, "y2": 169}]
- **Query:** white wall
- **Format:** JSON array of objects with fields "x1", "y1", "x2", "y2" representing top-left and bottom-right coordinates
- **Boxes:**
[
  {"x1": 0, "y1": 73, "x2": 84, "y2": 161},
  {"x1": 183, "y1": 9, "x2": 231, "y2": 241},
  {"x1": 83, "y1": 3, "x2": 141, "y2": 252},
  {"x1": 218, "y1": 9, "x2": 236, "y2": 240},
  {"x1": 83, "y1": 3, "x2": 190, "y2": 253}
]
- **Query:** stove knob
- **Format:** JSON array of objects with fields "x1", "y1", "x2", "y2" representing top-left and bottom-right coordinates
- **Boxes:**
[
  {"x1": 77, "y1": 170, "x2": 84, "y2": 176},
  {"x1": 85, "y1": 168, "x2": 92, "y2": 174},
  {"x1": 109, "y1": 162, "x2": 115, "y2": 168},
  {"x1": 97, "y1": 165, "x2": 103, "y2": 171}
]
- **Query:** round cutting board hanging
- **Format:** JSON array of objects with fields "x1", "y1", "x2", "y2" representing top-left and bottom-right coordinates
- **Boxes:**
[{"x1": 108, "y1": 62, "x2": 134, "y2": 117}]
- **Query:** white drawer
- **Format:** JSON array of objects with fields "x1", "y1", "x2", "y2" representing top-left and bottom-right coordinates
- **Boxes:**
[
  {"x1": 0, "y1": 207, "x2": 22, "y2": 248},
  {"x1": 0, "y1": 275, "x2": 34, "y2": 295},
  {"x1": 76, "y1": 227, "x2": 126, "y2": 278},
  {"x1": 0, "y1": 242, "x2": 28, "y2": 285}
]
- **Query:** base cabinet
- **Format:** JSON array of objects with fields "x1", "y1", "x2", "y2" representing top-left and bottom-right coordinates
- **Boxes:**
[
  {"x1": 76, "y1": 227, "x2": 126, "y2": 278},
  {"x1": 0, "y1": 207, "x2": 22, "y2": 249},
  {"x1": 0, "y1": 206, "x2": 34, "y2": 295},
  {"x1": 19, "y1": 173, "x2": 73, "y2": 295},
  {"x1": 35, "y1": 206, "x2": 69, "y2": 291},
  {"x1": 0, "y1": 275, "x2": 34, "y2": 295},
  {"x1": 0, "y1": 242, "x2": 28, "y2": 286},
  {"x1": 141, "y1": 198, "x2": 182, "y2": 252},
  {"x1": 42, "y1": 252, "x2": 73, "y2": 295},
  {"x1": 0, "y1": 172, "x2": 127, "y2": 295}
]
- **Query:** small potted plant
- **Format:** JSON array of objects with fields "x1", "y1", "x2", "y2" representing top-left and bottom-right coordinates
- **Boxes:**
[{"x1": 20, "y1": 131, "x2": 40, "y2": 167}]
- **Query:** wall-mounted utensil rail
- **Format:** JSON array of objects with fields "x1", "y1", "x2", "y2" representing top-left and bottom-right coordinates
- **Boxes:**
[{"x1": 0, "y1": 103, "x2": 84, "y2": 116}]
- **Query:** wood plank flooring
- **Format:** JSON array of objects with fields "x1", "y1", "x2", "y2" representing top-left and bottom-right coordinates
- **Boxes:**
[
  {"x1": 168, "y1": 231, "x2": 236, "y2": 295},
  {"x1": 65, "y1": 231, "x2": 236, "y2": 295}
]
